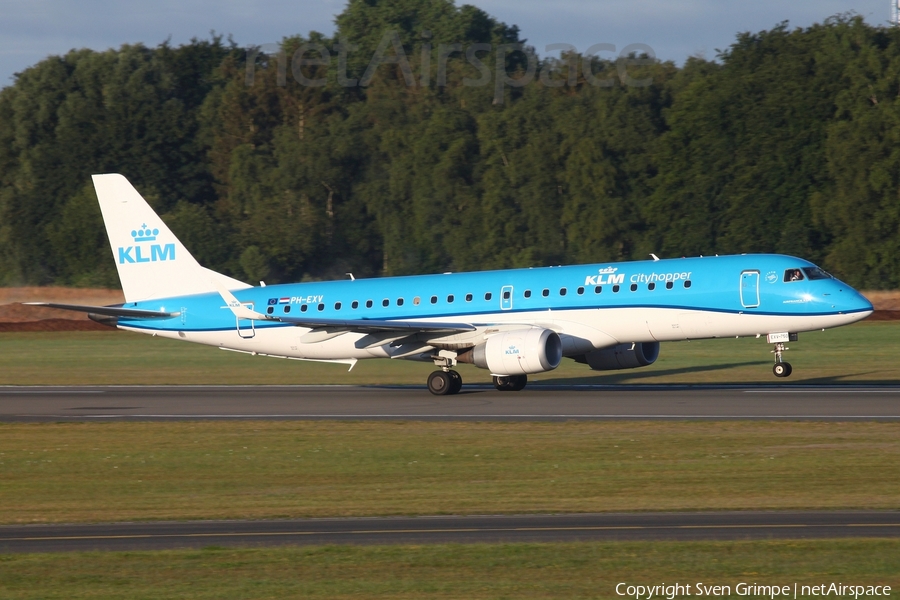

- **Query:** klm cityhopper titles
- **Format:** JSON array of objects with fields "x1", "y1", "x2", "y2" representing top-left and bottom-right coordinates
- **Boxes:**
[{"x1": 29, "y1": 174, "x2": 873, "y2": 395}]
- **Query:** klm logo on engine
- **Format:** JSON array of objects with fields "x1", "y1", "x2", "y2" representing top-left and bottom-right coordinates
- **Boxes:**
[
  {"x1": 584, "y1": 266, "x2": 624, "y2": 286},
  {"x1": 117, "y1": 224, "x2": 175, "y2": 264}
]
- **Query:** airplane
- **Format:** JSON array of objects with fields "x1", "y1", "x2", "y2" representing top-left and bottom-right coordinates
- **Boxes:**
[{"x1": 28, "y1": 174, "x2": 874, "y2": 395}]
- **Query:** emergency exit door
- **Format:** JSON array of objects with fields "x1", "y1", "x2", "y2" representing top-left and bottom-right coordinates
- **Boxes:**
[{"x1": 500, "y1": 286, "x2": 513, "y2": 310}]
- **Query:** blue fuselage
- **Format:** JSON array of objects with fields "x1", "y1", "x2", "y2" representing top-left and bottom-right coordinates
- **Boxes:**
[{"x1": 119, "y1": 254, "x2": 872, "y2": 334}]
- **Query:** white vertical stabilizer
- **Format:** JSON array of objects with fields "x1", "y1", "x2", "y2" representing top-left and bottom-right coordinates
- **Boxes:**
[{"x1": 92, "y1": 173, "x2": 250, "y2": 303}]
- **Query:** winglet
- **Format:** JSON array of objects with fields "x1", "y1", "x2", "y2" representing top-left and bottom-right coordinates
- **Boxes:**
[{"x1": 212, "y1": 279, "x2": 271, "y2": 321}]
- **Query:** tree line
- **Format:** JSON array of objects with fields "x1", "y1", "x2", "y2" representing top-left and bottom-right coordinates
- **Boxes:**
[{"x1": 1, "y1": 1, "x2": 898, "y2": 290}]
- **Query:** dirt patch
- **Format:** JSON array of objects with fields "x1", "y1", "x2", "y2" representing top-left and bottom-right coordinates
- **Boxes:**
[
  {"x1": 861, "y1": 290, "x2": 900, "y2": 311},
  {"x1": 0, "y1": 287, "x2": 124, "y2": 322},
  {"x1": 866, "y1": 310, "x2": 900, "y2": 321},
  {"x1": 1, "y1": 287, "x2": 125, "y2": 331},
  {"x1": 0, "y1": 319, "x2": 112, "y2": 332}
]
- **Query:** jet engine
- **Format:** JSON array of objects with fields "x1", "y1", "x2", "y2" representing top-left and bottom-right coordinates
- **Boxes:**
[
  {"x1": 574, "y1": 342, "x2": 660, "y2": 371},
  {"x1": 458, "y1": 328, "x2": 562, "y2": 375}
]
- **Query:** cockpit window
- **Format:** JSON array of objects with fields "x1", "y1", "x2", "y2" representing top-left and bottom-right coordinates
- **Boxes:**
[
  {"x1": 784, "y1": 268, "x2": 805, "y2": 282},
  {"x1": 802, "y1": 267, "x2": 832, "y2": 280}
]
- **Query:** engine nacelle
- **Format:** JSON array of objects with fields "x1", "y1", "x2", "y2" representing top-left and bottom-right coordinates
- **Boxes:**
[
  {"x1": 575, "y1": 342, "x2": 660, "y2": 371},
  {"x1": 459, "y1": 328, "x2": 562, "y2": 375}
]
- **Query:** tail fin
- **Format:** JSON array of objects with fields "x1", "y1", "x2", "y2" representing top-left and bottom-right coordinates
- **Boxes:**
[{"x1": 93, "y1": 173, "x2": 250, "y2": 303}]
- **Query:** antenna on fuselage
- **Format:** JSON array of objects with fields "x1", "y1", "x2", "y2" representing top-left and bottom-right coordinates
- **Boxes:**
[
  {"x1": 650, "y1": 253, "x2": 660, "y2": 261},
  {"x1": 346, "y1": 273, "x2": 355, "y2": 281}
]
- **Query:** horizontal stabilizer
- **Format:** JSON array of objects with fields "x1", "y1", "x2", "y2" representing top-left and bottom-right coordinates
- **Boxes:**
[{"x1": 23, "y1": 302, "x2": 179, "y2": 319}]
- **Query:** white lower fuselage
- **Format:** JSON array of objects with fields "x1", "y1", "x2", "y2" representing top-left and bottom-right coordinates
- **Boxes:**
[{"x1": 121, "y1": 306, "x2": 867, "y2": 363}]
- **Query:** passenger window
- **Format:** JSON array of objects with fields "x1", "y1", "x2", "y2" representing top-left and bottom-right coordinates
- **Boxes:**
[
  {"x1": 334, "y1": 302, "x2": 341, "y2": 310},
  {"x1": 502, "y1": 290, "x2": 510, "y2": 300},
  {"x1": 648, "y1": 283, "x2": 656, "y2": 291},
  {"x1": 613, "y1": 285, "x2": 620, "y2": 293},
  {"x1": 413, "y1": 296, "x2": 421, "y2": 306},
  {"x1": 784, "y1": 269, "x2": 804, "y2": 282},
  {"x1": 542, "y1": 289, "x2": 549, "y2": 297},
  {"x1": 397, "y1": 298, "x2": 404, "y2": 306},
  {"x1": 301, "y1": 304, "x2": 308, "y2": 312},
  {"x1": 684, "y1": 280, "x2": 692, "y2": 288},
  {"x1": 266, "y1": 306, "x2": 274, "y2": 314},
  {"x1": 630, "y1": 284, "x2": 638, "y2": 292},
  {"x1": 524, "y1": 290, "x2": 532, "y2": 298},
  {"x1": 366, "y1": 300, "x2": 373, "y2": 308},
  {"x1": 430, "y1": 295, "x2": 438, "y2": 304},
  {"x1": 465, "y1": 294, "x2": 473, "y2": 302},
  {"x1": 577, "y1": 287, "x2": 584, "y2": 295},
  {"x1": 484, "y1": 292, "x2": 492, "y2": 301},
  {"x1": 382, "y1": 299, "x2": 390, "y2": 307},
  {"x1": 447, "y1": 294, "x2": 454, "y2": 303},
  {"x1": 317, "y1": 303, "x2": 325, "y2": 311},
  {"x1": 594, "y1": 286, "x2": 602, "y2": 294},
  {"x1": 351, "y1": 300, "x2": 359, "y2": 309},
  {"x1": 559, "y1": 288, "x2": 567, "y2": 296},
  {"x1": 665, "y1": 281, "x2": 673, "y2": 290}
]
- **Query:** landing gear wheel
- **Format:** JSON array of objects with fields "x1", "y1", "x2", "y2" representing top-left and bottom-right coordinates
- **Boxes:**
[
  {"x1": 492, "y1": 375, "x2": 527, "y2": 391},
  {"x1": 770, "y1": 340, "x2": 794, "y2": 379},
  {"x1": 492, "y1": 375, "x2": 511, "y2": 391},
  {"x1": 448, "y1": 370, "x2": 463, "y2": 394},
  {"x1": 773, "y1": 362, "x2": 793, "y2": 378},
  {"x1": 427, "y1": 370, "x2": 453, "y2": 395}
]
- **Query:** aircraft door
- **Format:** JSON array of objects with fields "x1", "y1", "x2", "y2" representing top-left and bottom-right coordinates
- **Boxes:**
[
  {"x1": 236, "y1": 302, "x2": 256, "y2": 338},
  {"x1": 740, "y1": 271, "x2": 760, "y2": 308},
  {"x1": 500, "y1": 285, "x2": 513, "y2": 310}
]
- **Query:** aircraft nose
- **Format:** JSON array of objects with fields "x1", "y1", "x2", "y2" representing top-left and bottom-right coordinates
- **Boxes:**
[{"x1": 844, "y1": 288, "x2": 873, "y2": 314}]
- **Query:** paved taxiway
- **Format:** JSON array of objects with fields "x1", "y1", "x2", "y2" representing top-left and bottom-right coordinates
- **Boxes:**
[
  {"x1": 1, "y1": 385, "x2": 899, "y2": 421},
  {"x1": 2, "y1": 512, "x2": 898, "y2": 553}
]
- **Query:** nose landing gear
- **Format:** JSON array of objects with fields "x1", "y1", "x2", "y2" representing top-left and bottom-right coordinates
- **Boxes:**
[{"x1": 768, "y1": 332, "x2": 797, "y2": 378}]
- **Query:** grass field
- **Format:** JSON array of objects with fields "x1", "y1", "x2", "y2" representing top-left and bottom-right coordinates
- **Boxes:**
[
  {"x1": 2, "y1": 323, "x2": 898, "y2": 595},
  {"x1": 0, "y1": 321, "x2": 898, "y2": 385},
  {"x1": 2, "y1": 421, "x2": 898, "y2": 524},
  {"x1": 1, "y1": 540, "x2": 898, "y2": 599}
]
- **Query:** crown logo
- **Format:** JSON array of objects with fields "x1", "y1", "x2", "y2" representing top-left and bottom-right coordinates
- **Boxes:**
[
  {"x1": 598, "y1": 266, "x2": 618, "y2": 274},
  {"x1": 131, "y1": 224, "x2": 159, "y2": 242}
]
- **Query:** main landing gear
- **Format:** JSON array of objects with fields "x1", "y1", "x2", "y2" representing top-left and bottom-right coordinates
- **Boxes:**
[
  {"x1": 493, "y1": 375, "x2": 527, "y2": 391},
  {"x1": 425, "y1": 370, "x2": 528, "y2": 394},
  {"x1": 427, "y1": 369, "x2": 462, "y2": 395}
]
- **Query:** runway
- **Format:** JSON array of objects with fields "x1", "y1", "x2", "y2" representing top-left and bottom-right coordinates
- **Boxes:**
[
  {"x1": 1, "y1": 384, "x2": 900, "y2": 421},
  {"x1": 2, "y1": 511, "x2": 898, "y2": 553}
]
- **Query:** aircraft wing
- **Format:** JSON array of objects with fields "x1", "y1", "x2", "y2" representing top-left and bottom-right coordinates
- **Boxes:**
[
  {"x1": 23, "y1": 302, "x2": 179, "y2": 319},
  {"x1": 274, "y1": 315, "x2": 475, "y2": 333}
]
